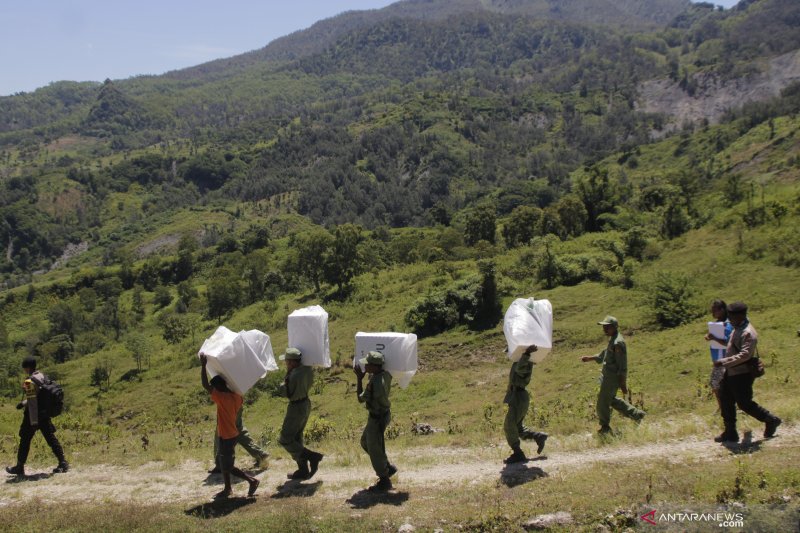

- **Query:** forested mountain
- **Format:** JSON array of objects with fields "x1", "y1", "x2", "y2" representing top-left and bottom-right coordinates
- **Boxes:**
[{"x1": 0, "y1": 0, "x2": 799, "y2": 279}]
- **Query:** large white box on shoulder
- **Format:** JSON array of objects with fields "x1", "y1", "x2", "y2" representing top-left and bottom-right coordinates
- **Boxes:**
[
  {"x1": 287, "y1": 305, "x2": 331, "y2": 367},
  {"x1": 198, "y1": 326, "x2": 278, "y2": 395},
  {"x1": 503, "y1": 298, "x2": 553, "y2": 363},
  {"x1": 354, "y1": 332, "x2": 418, "y2": 389}
]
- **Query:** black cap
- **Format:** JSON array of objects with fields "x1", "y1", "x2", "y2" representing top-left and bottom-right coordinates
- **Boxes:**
[
  {"x1": 727, "y1": 301, "x2": 748, "y2": 314},
  {"x1": 21, "y1": 356, "x2": 37, "y2": 370}
]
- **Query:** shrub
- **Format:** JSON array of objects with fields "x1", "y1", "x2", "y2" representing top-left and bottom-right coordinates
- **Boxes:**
[{"x1": 645, "y1": 271, "x2": 699, "y2": 328}]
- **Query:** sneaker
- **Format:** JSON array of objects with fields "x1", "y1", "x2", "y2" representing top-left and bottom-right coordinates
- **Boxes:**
[
  {"x1": 5, "y1": 465, "x2": 24, "y2": 477},
  {"x1": 534, "y1": 433, "x2": 548, "y2": 454},
  {"x1": 714, "y1": 432, "x2": 739, "y2": 443},
  {"x1": 52, "y1": 462, "x2": 69, "y2": 474},
  {"x1": 764, "y1": 417, "x2": 782, "y2": 439}
]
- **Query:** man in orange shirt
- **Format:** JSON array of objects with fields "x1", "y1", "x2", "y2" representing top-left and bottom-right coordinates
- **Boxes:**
[{"x1": 200, "y1": 355, "x2": 259, "y2": 499}]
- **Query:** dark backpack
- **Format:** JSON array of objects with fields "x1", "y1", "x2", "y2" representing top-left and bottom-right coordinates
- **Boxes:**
[{"x1": 32, "y1": 374, "x2": 65, "y2": 417}]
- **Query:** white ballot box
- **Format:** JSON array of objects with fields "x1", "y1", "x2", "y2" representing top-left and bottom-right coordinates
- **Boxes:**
[
  {"x1": 198, "y1": 326, "x2": 278, "y2": 395},
  {"x1": 503, "y1": 298, "x2": 553, "y2": 363},
  {"x1": 354, "y1": 332, "x2": 418, "y2": 389},
  {"x1": 287, "y1": 305, "x2": 331, "y2": 367}
]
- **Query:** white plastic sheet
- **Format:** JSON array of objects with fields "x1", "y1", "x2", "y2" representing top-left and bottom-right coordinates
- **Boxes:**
[
  {"x1": 197, "y1": 326, "x2": 278, "y2": 395},
  {"x1": 287, "y1": 305, "x2": 331, "y2": 368},
  {"x1": 354, "y1": 332, "x2": 418, "y2": 389},
  {"x1": 503, "y1": 298, "x2": 553, "y2": 363}
]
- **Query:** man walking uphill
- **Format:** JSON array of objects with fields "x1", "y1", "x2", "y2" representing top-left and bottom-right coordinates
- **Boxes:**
[
  {"x1": 5, "y1": 357, "x2": 68, "y2": 477},
  {"x1": 503, "y1": 345, "x2": 548, "y2": 464},
  {"x1": 581, "y1": 316, "x2": 645, "y2": 434},
  {"x1": 354, "y1": 351, "x2": 397, "y2": 491},
  {"x1": 278, "y1": 347, "x2": 323, "y2": 480},
  {"x1": 713, "y1": 301, "x2": 781, "y2": 443}
]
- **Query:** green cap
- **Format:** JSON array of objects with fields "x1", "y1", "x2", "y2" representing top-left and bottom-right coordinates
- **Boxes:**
[
  {"x1": 359, "y1": 351, "x2": 384, "y2": 366},
  {"x1": 279, "y1": 347, "x2": 302, "y2": 361},
  {"x1": 598, "y1": 315, "x2": 618, "y2": 327}
]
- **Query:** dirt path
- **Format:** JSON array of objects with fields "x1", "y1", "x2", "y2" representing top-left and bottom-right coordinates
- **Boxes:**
[{"x1": 2, "y1": 426, "x2": 798, "y2": 507}]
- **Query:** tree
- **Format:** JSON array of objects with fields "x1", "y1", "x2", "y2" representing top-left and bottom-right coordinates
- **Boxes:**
[
  {"x1": 555, "y1": 194, "x2": 588, "y2": 238},
  {"x1": 576, "y1": 167, "x2": 619, "y2": 232},
  {"x1": 646, "y1": 272, "x2": 698, "y2": 328},
  {"x1": 324, "y1": 223, "x2": 364, "y2": 293},
  {"x1": 291, "y1": 228, "x2": 333, "y2": 292},
  {"x1": 0, "y1": 320, "x2": 7, "y2": 349},
  {"x1": 502, "y1": 206, "x2": 543, "y2": 249},
  {"x1": 131, "y1": 286, "x2": 145, "y2": 323},
  {"x1": 90, "y1": 360, "x2": 112, "y2": 392},
  {"x1": 463, "y1": 204, "x2": 497, "y2": 245},
  {"x1": 473, "y1": 260, "x2": 502, "y2": 329},
  {"x1": 539, "y1": 206, "x2": 565, "y2": 239},
  {"x1": 177, "y1": 281, "x2": 198, "y2": 310},
  {"x1": 153, "y1": 285, "x2": 172, "y2": 309},
  {"x1": 125, "y1": 333, "x2": 149, "y2": 373},
  {"x1": 661, "y1": 200, "x2": 692, "y2": 239},
  {"x1": 162, "y1": 314, "x2": 190, "y2": 345},
  {"x1": 48, "y1": 302, "x2": 76, "y2": 340},
  {"x1": 206, "y1": 267, "x2": 242, "y2": 322},
  {"x1": 242, "y1": 224, "x2": 270, "y2": 253},
  {"x1": 174, "y1": 234, "x2": 196, "y2": 282}
]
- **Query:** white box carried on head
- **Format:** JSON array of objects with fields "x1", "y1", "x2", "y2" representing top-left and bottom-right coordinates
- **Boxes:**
[
  {"x1": 197, "y1": 326, "x2": 278, "y2": 395},
  {"x1": 354, "y1": 332, "x2": 418, "y2": 389},
  {"x1": 287, "y1": 305, "x2": 331, "y2": 368},
  {"x1": 503, "y1": 298, "x2": 553, "y2": 363}
]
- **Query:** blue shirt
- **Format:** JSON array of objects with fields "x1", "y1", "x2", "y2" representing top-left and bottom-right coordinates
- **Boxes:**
[{"x1": 710, "y1": 320, "x2": 733, "y2": 362}]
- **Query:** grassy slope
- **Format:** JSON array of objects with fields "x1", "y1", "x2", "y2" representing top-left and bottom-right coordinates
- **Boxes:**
[{"x1": 1, "y1": 122, "x2": 799, "y2": 531}]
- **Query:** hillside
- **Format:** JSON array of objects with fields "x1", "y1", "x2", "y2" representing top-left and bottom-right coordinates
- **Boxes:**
[{"x1": 0, "y1": 0, "x2": 799, "y2": 530}]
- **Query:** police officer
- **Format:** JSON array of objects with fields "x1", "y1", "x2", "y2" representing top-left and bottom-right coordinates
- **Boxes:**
[
  {"x1": 713, "y1": 302, "x2": 781, "y2": 443},
  {"x1": 5, "y1": 357, "x2": 68, "y2": 477},
  {"x1": 278, "y1": 347, "x2": 323, "y2": 480},
  {"x1": 354, "y1": 351, "x2": 397, "y2": 491},
  {"x1": 581, "y1": 316, "x2": 645, "y2": 434},
  {"x1": 503, "y1": 345, "x2": 548, "y2": 464}
]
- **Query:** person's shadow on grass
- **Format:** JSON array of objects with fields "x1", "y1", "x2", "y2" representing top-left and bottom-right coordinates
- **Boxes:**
[
  {"x1": 184, "y1": 497, "x2": 256, "y2": 519},
  {"x1": 5, "y1": 472, "x2": 53, "y2": 483},
  {"x1": 722, "y1": 430, "x2": 764, "y2": 455},
  {"x1": 270, "y1": 479, "x2": 322, "y2": 499},
  {"x1": 346, "y1": 488, "x2": 410, "y2": 509},
  {"x1": 499, "y1": 461, "x2": 548, "y2": 488}
]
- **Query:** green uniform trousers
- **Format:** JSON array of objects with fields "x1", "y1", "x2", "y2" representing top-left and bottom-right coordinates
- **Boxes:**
[
  {"x1": 279, "y1": 398, "x2": 311, "y2": 461},
  {"x1": 214, "y1": 407, "x2": 267, "y2": 464},
  {"x1": 504, "y1": 388, "x2": 538, "y2": 448},
  {"x1": 361, "y1": 412, "x2": 390, "y2": 478},
  {"x1": 597, "y1": 373, "x2": 642, "y2": 427}
]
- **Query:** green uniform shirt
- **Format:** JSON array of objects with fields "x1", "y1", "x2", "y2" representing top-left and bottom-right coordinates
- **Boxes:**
[
  {"x1": 508, "y1": 352, "x2": 533, "y2": 389},
  {"x1": 279, "y1": 365, "x2": 314, "y2": 401},
  {"x1": 594, "y1": 332, "x2": 627, "y2": 376},
  {"x1": 359, "y1": 371, "x2": 392, "y2": 416}
]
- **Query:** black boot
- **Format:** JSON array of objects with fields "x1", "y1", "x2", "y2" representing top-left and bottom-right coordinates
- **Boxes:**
[
  {"x1": 764, "y1": 416, "x2": 782, "y2": 439},
  {"x1": 287, "y1": 458, "x2": 310, "y2": 480},
  {"x1": 5, "y1": 465, "x2": 24, "y2": 477},
  {"x1": 52, "y1": 461, "x2": 69, "y2": 474},
  {"x1": 503, "y1": 446, "x2": 527, "y2": 464},
  {"x1": 369, "y1": 477, "x2": 392, "y2": 491},
  {"x1": 533, "y1": 433, "x2": 548, "y2": 454},
  {"x1": 714, "y1": 430, "x2": 739, "y2": 443},
  {"x1": 304, "y1": 449, "x2": 324, "y2": 479}
]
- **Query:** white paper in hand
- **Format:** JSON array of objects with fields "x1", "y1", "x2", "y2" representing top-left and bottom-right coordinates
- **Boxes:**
[
  {"x1": 198, "y1": 326, "x2": 277, "y2": 394},
  {"x1": 354, "y1": 332, "x2": 418, "y2": 389},
  {"x1": 503, "y1": 298, "x2": 553, "y2": 363}
]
